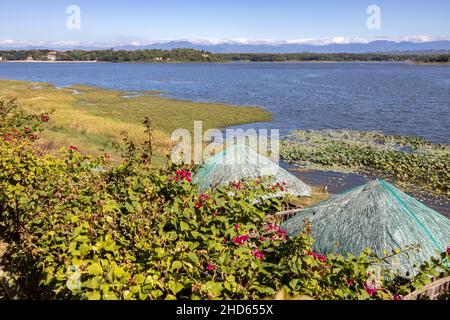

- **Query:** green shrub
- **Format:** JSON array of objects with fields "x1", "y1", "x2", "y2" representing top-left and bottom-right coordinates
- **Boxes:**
[{"x1": 0, "y1": 99, "x2": 448, "y2": 300}]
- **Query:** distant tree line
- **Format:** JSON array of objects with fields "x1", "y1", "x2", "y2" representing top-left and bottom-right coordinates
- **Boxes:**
[
  {"x1": 0, "y1": 50, "x2": 55, "y2": 61},
  {"x1": 0, "y1": 48, "x2": 218, "y2": 62},
  {"x1": 0, "y1": 49, "x2": 449, "y2": 63},
  {"x1": 216, "y1": 53, "x2": 450, "y2": 63}
]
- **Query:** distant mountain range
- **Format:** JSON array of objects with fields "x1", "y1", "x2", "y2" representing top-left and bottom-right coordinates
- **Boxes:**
[
  {"x1": 2, "y1": 39, "x2": 450, "y2": 54},
  {"x1": 113, "y1": 40, "x2": 450, "y2": 54}
]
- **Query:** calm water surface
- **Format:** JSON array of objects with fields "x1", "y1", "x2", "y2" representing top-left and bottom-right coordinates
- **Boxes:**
[{"x1": 0, "y1": 61, "x2": 449, "y2": 143}]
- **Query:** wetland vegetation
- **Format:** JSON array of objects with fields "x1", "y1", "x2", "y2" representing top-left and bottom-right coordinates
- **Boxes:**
[{"x1": 281, "y1": 130, "x2": 450, "y2": 198}]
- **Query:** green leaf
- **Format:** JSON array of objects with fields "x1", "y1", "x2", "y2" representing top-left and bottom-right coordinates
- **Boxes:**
[
  {"x1": 204, "y1": 281, "x2": 223, "y2": 296},
  {"x1": 125, "y1": 202, "x2": 135, "y2": 213},
  {"x1": 103, "y1": 291, "x2": 119, "y2": 300},
  {"x1": 87, "y1": 263, "x2": 103, "y2": 276},
  {"x1": 85, "y1": 291, "x2": 101, "y2": 300},
  {"x1": 186, "y1": 252, "x2": 199, "y2": 265},
  {"x1": 172, "y1": 260, "x2": 183, "y2": 270},
  {"x1": 168, "y1": 281, "x2": 184, "y2": 295},
  {"x1": 180, "y1": 221, "x2": 189, "y2": 232}
]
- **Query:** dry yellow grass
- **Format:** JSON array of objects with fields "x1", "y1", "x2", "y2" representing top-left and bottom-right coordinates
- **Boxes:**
[{"x1": 287, "y1": 186, "x2": 330, "y2": 208}]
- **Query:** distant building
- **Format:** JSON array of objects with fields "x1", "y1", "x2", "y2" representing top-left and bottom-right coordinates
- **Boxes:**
[
  {"x1": 201, "y1": 54, "x2": 209, "y2": 58},
  {"x1": 47, "y1": 51, "x2": 57, "y2": 61},
  {"x1": 26, "y1": 56, "x2": 34, "y2": 61},
  {"x1": 153, "y1": 57, "x2": 163, "y2": 61},
  {"x1": 0, "y1": 56, "x2": 3, "y2": 61}
]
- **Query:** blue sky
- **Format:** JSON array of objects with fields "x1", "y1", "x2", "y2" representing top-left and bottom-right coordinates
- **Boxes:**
[{"x1": 1, "y1": 0, "x2": 449, "y2": 44}]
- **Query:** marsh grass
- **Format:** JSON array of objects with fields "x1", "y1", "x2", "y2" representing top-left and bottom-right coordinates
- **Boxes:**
[{"x1": 0, "y1": 80, "x2": 271, "y2": 161}]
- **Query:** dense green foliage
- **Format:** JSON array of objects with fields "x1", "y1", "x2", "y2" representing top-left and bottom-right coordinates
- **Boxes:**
[
  {"x1": 0, "y1": 100, "x2": 448, "y2": 300},
  {"x1": 0, "y1": 49, "x2": 218, "y2": 63},
  {"x1": 1, "y1": 49, "x2": 449, "y2": 63},
  {"x1": 216, "y1": 53, "x2": 450, "y2": 63},
  {"x1": 281, "y1": 130, "x2": 450, "y2": 196}
]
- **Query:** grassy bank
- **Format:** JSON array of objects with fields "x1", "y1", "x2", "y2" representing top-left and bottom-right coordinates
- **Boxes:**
[{"x1": 0, "y1": 80, "x2": 271, "y2": 163}]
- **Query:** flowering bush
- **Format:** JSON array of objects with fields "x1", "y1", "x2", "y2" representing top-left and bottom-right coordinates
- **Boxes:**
[
  {"x1": 0, "y1": 98, "x2": 448, "y2": 300},
  {"x1": 0, "y1": 97, "x2": 51, "y2": 143}
]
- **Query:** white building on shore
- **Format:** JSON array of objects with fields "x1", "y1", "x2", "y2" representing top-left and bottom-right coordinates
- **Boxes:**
[{"x1": 46, "y1": 51, "x2": 57, "y2": 61}]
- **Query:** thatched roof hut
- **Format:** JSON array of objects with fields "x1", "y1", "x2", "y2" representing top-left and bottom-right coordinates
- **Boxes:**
[
  {"x1": 281, "y1": 180, "x2": 450, "y2": 276},
  {"x1": 194, "y1": 144, "x2": 311, "y2": 197}
]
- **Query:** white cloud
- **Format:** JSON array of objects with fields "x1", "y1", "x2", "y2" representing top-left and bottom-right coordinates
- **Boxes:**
[
  {"x1": 1, "y1": 36, "x2": 450, "y2": 49},
  {"x1": 0, "y1": 39, "x2": 15, "y2": 45}
]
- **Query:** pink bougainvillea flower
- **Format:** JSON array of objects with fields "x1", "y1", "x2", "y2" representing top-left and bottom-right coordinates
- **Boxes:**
[
  {"x1": 213, "y1": 211, "x2": 219, "y2": 217},
  {"x1": 252, "y1": 249, "x2": 265, "y2": 260},
  {"x1": 259, "y1": 236, "x2": 265, "y2": 242},
  {"x1": 364, "y1": 282, "x2": 379, "y2": 295},
  {"x1": 40, "y1": 114, "x2": 50, "y2": 122},
  {"x1": 199, "y1": 193, "x2": 210, "y2": 201},
  {"x1": 206, "y1": 264, "x2": 216, "y2": 271},
  {"x1": 232, "y1": 235, "x2": 249, "y2": 245},
  {"x1": 446, "y1": 246, "x2": 450, "y2": 254},
  {"x1": 392, "y1": 294, "x2": 402, "y2": 300},
  {"x1": 307, "y1": 251, "x2": 327, "y2": 262},
  {"x1": 234, "y1": 224, "x2": 240, "y2": 231},
  {"x1": 68, "y1": 146, "x2": 78, "y2": 151},
  {"x1": 232, "y1": 182, "x2": 242, "y2": 190},
  {"x1": 347, "y1": 279, "x2": 354, "y2": 286},
  {"x1": 174, "y1": 169, "x2": 192, "y2": 183},
  {"x1": 241, "y1": 235, "x2": 250, "y2": 241},
  {"x1": 194, "y1": 193, "x2": 209, "y2": 209},
  {"x1": 194, "y1": 202, "x2": 203, "y2": 209},
  {"x1": 278, "y1": 228, "x2": 287, "y2": 240}
]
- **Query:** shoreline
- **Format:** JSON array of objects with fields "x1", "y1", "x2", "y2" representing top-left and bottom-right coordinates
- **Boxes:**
[
  {"x1": 0, "y1": 60, "x2": 99, "y2": 63},
  {"x1": 1, "y1": 60, "x2": 449, "y2": 65}
]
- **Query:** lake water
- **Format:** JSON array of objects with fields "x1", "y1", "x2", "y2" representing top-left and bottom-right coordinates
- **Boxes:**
[{"x1": 0, "y1": 61, "x2": 449, "y2": 144}]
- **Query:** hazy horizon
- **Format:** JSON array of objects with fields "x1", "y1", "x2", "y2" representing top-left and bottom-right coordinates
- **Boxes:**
[{"x1": 1, "y1": 0, "x2": 449, "y2": 48}]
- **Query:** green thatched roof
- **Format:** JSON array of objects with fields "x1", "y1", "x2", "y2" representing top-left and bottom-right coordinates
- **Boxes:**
[
  {"x1": 194, "y1": 144, "x2": 311, "y2": 197},
  {"x1": 281, "y1": 180, "x2": 450, "y2": 277}
]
